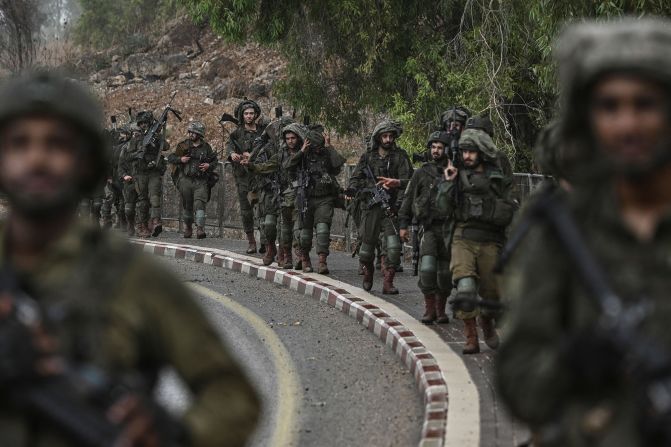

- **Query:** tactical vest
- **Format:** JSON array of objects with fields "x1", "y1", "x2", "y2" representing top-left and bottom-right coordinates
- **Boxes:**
[
  {"x1": 365, "y1": 148, "x2": 406, "y2": 201},
  {"x1": 412, "y1": 161, "x2": 449, "y2": 225},
  {"x1": 303, "y1": 149, "x2": 339, "y2": 197},
  {"x1": 179, "y1": 141, "x2": 214, "y2": 178},
  {"x1": 456, "y1": 165, "x2": 515, "y2": 234}
]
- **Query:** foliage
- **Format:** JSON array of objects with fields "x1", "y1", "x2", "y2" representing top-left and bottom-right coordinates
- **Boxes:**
[
  {"x1": 73, "y1": 0, "x2": 182, "y2": 50},
  {"x1": 180, "y1": 0, "x2": 671, "y2": 170},
  {"x1": 0, "y1": 0, "x2": 44, "y2": 73}
]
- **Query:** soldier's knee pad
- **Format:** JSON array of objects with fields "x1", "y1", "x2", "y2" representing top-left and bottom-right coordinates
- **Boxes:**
[
  {"x1": 195, "y1": 210, "x2": 206, "y2": 226},
  {"x1": 264, "y1": 214, "x2": 278, "y2": 227},
  {"x1": 300, "y1": 228, "x2": 312, "y2": 248},
  {"x1": 385, "y1": 235, "x2": 402, "y2": 261},
  {"x1": 419, "y1": 255, "x2": 438, "y2": 288},
  {"x1": 453, "y1": 277, "x2": 478, "y2": 313},
  {"x1": 359, "y1": 242, "x2": 376, "y2": 263},
  {"x1": 316, "y1": 223, "x2": 330, "y2": 246}
]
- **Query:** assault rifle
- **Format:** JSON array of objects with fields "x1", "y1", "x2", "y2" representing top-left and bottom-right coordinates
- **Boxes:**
[
  {"x1": 363, "y1": 164, "x2": 398, "y2": 234},
  {"x1": 142, "y1": 91, "x2": 182, "y2": 168},
  {"x1": 296, "y1": 162, "x2": 310, "y2": 227},
  {"x1": 410, "y1": 218, "x2": 420, "y2": 276},
  {"x1": 0, "y1": 270, "x2": 184, "y2": 447},
  {"x1": 498, "y1": 185, "x2": 671, "y2": 444}
]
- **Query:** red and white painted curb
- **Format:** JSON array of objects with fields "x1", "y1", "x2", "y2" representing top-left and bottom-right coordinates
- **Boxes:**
[{"x1": 131, "y1": 239, "x2": 449, "y2": 447}]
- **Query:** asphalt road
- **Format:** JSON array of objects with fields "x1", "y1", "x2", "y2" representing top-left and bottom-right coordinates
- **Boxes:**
[{"x1": 155, "y1": 255, "x2": 423, "y2": 447}]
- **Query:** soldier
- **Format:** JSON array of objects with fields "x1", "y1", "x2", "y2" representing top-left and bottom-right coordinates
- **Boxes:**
[
  {"x1": 128, "y1": 110, "x2": 169, "y2": 238},
  {"x1": 168, "y1": 121, "x2": 218, "y2": 239},
  {"x1": 346, "y1": 120, "x2": 412, "y2": 294},
  {"x1": 284, "y1": 125, "x2": 345, "y2": 274},
  {"x1": 399, "y1": 131, "x2": 452, "y2": 324},
  {"x1": 101, "y1": 126, "x2": 130, "y2": 229},
  {"x1": 497, "y1": 19, "x2": 671, "y2": 446},
  {"x1": 438, "y1": 128, "x2": 515, "y2": 354},
  {"x1": 240, "y1": 117, "x2": 293, "y2": 267},
  {"x1": 226, "y1": 99, "x2": 265, "y2": 254},
  {"x1": 118, "y1": 123, "x2": 142, "y2": 236},
  {"x1": 440, "y1": 106, "x2": 470, "y2": 135},
  {"x1": 0, "y1": 70, "x2": 259, "y2": 447}
]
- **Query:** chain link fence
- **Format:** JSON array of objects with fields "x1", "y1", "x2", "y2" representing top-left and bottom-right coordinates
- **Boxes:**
[{"x1": 160, "y1": 163, "x2": 548, "y2": 251}]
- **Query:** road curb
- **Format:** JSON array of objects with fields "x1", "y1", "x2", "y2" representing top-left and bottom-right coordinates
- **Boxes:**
[{"x1": 132, "y1": 239, "x2": 449, "y2": 447}]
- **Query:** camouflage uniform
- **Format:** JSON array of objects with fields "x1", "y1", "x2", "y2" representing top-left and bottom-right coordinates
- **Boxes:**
[
  {"x1": 168, "y1": 122, "x2": 218, "y2": 239},
  {"x1": 246, "y1": 118, "x2": 298, "y2": 267},
  {"x1": 226, "y1": 100, "x2": 265, "y2": 253},
  {"x1": 436, "y1": 128, "x2": 515, "y2": 354},
  {"x1": 348, "y1": 120, "x2": 412, "y2": 293},
  {"x1": 117, "y1": 126, "x2": 142, "y2": 237},
  {"x1": 131, "y1": 112, "x2": 170, "y2": 238},
  {"x1": 0, "y1": 71, "x2": 260, "y2": 447},
  {"x1": 497, "y1": 19, "x2": 671, "y2": 447},
  {"x1": 399, "y1": 132, "x2": 452, "y2": 324},
  {"x1": 284, "y1": 127, "x2": 345, "y2": 274},
  {"x1": 101, "y1": 128, "x2": 129, "y2": 229}
]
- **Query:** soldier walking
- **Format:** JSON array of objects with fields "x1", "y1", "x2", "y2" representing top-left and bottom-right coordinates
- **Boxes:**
[
  {"x1": 101, "y1": 126, "x2": 130, "y2": 229},
  {"x1": 399, "y1": 131, "x2": 453, "y2": 324},
  {"x1": 284, "y1": 126, "x2": 345, "y2": 274},
  {"x1": 437, "y1": 128, "x2": 515, "y2": 354},
  {"x1": 168, "y1": 121, "x2": 218, "y2": 239},
  {"x1": 346, "y1": 120, "x2": 412, "y2": 294}
]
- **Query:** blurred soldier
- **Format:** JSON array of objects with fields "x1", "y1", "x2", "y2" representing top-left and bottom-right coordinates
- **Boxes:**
[
  {"x1": 440, "y1": 106, "x2": 470, "y2": 135},
  {"x1": 346, "y1": 120, "x2": 412, "y2": 293},
  {"x1": 285, "y1": 125, "x2": 345, "y2": 274},
  {"x1": 101, "y1": 126, "x2": 130, "y2": 229},
  {"x1": 226, "y1": 99, "x2": 265, "y2": 254},
  {"x1": 438, "y1": 128, "x2": 515, "y2": 354},
  {"x1": 0, "y1": 70, "x2": 259, "y2": 447},
  {"x1": 168, "y1": 121, "x2": 218, "y2": 239},
  {"x1": 399, "y1": 131, "x2": 452, "y2": 324},
  {"x1": 128, "y1": 110, "x2": 169, "y2": 238},
  {"x1": 244, "y1": 114, "x2": 295, "y2": 265},
  {"x1": 497, "y1": 19, "x2": 671, "y2": 446},
  {"x1": 118, "y1": 123, "x2": 142, "y2": 236}
]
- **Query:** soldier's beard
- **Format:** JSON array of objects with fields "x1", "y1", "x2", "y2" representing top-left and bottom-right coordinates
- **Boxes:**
[{"x1": 3, "y1": 178, "x2": 80, "y2": 220}]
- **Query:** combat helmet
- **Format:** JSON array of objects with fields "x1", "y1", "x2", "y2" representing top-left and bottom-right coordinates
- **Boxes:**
[
  {"x1": 427, "y1": 131, "x2": 450, "y2": 148},
  {"x1": 136, "y1": 110, "x2": 154, "y2": 125},
  {"x1": 458, "y1": 128, "x2": 499, "y2": 163},
  {"x1": 188, "y1": 121, "x2": 206, "y2": 137},
  {"x1": 440, "y1": 106, "x2": 471, "y2": 129},
  {"x1": 370, "y1": 119, "x2": 403, "y2": 150},
  {"x1": 0, "y1": 70, "x2": 108, "y2": 192},
  {"x1": 466, "y1": 115, "x2": 494, "y2": 138}
]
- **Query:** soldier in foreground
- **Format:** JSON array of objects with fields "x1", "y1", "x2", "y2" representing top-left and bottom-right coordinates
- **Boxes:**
[
  {"x1": 438, "y1": 128, "x2": 515, "y2": 354},
  {"x1": 168, "y1": 122, "x2": 218, "y2": 239},
  {"x1": 497, "y1": 18, "x2": 671, "y2": 446},
  {"x1": 226, "y1": 99, "x2": 265, "y2": 254},
  {"x1": 346, "y1": 120, "x2": 412, "y2": 293},
  {"x1": 399, "y1": 131, "x2": 452, "y2": 324},
  {"x1": 0, "y1": 71, "x2": 260, "y2": 447}
]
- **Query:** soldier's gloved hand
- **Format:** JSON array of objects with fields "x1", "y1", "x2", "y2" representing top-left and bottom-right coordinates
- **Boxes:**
[{"x1": 563, "y1": 329, "x2": 623, "y2": 389}]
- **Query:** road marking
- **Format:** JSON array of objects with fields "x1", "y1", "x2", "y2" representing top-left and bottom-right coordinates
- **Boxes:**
[{"x1": 189, "y1": 283, "x2": 302, "y2": 447}]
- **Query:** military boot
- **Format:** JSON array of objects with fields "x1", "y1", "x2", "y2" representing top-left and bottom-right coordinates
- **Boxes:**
[
  {"x1": 361, "y1": 262, "x2": 374, "y2": 291},
  {"x1": 479, "y1": 316, "x2": 499, "y2": 349},
  {"x1": 302, "y1": 251, "x2": 313, "y2": 273},
  {"x1": 435, "y1": 294, "x2": 450, "y2": 324},
  {"x1": 246, "y1": 232, "x2": 257, "y2": 254},
  {"x1": 293, "y1": 248, "x2": 302, "y2": 270},
  {"x1": 183, "y1": 223, "x2": 193, "y2": 239},
  {"x1": 137, "y1": 222, "x2": 151, "y2": 238},
  {"x1": 150, "y1": 217, "x2": 162, "y2": 237},
  {"x1": 196, "y1": 226, "x2": 206, "y2": 239},
  {"x1": 462, "y1": 318, "x2": 480, "y2": 355},
  {"x1": 263, "y1": 244, "x2": 276, "y2": 266},
  {"x1": 382, "y1": 265, "x2": 399, "y2": 295},
  {"x1": 317, "y1": 254, "x2": 329, "y2": 275},
  {"x1": 421, "y1": 294, "x2": 437, "y2": 324},
  {"x1": 282, "y1": 246, "x2": 293, "y2": 269}
]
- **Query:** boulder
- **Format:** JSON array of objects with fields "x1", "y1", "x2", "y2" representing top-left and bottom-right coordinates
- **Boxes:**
[{"x1": 201, "y1": 56, "x2": 238, "y2": 83}]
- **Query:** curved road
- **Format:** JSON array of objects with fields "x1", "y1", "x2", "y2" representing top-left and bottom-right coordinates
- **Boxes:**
[{"x1": 155, "y1": 256, "x2": 423, "y2": 447}]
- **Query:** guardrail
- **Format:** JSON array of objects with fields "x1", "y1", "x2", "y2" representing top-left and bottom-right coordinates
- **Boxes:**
[{"x1": 160, "y1": 163, "x2": 548, "y2": 252}]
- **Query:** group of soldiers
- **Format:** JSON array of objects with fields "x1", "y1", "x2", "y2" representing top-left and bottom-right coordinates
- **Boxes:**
[{"x1": 88, "y1": 95, "x2": 515, "y2": 356}]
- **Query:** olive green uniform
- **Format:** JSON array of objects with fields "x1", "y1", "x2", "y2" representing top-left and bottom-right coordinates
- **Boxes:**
[
  {"x1": 101, "y1": 140, "x2": 127, "y2": 226},
  {"x1": 399, "y1": 158, "x2": 452, "y2": 296},
  {"x1": 284, "y1": 142, "x2": 345, "y2": 257},
  {"x1": 0, "y1": 222, "x2": 260, "y2": 447},
  {"x1": 126, "y1": 132, "x2": 169, "y2": 225},
  {"x1": 227, "y1": 126, "x2": 263, "y2": 236},
  {"x1": 117, "y1": 141, "x2": 141, "y2": 226},
  {"x1": 349, "y1": 146, "x2": 412, "y2": 270},
  {"x1": 168, "y1": 139, "x2": 218, "y2": 228}
]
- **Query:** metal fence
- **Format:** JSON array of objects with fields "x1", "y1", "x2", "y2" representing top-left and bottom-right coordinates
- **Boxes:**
[{"x1": 160, "y1": 163, "x2": 548, "y2": 250}]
